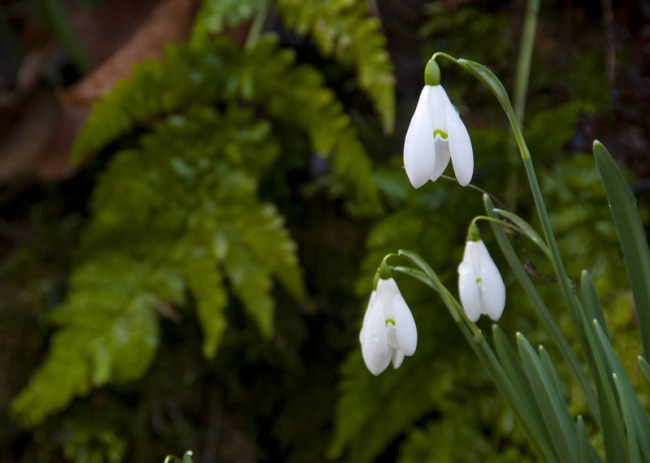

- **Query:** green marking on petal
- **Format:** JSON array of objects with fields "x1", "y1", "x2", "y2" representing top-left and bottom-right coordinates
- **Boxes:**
[
  {"x1": 476, "y1": 278, "x2": 482, "y2": 284},
  {"x1": 385, "y1": 318, "x2": 395, "y2": 326},
  {"x1": 433, "y1": 129, "x2": 448, "y2": 140}
]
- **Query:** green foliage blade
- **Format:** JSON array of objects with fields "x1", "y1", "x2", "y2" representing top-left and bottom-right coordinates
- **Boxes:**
[
  {"x1": 516, "y1": 334, "x2": 577, "y2": 462},
  {"x1": 639, "y1": 356, "x2": 650, "y2": 385},
  {"x1": 593, "y1": 140, "x2": 650, "y2": 360},
  {"x1": 593, "y1": 321, "x2": 650, "y2": 461},
  {"x1": 612, "y1": 374, "x2": 642, "y2": 463},
  {"x1": 491, "y1": 325, "x2": 555, "y2": 453},
  {"x1": 573, "y1": 293, "x2": 627, "y2": 462},
  {"x1": 576, "y1": 416, "x2": 601, "y2": 463},
  {"x1": 580, "y1": 270, "x2": 609, "y2": 339},
  {"x1": 484, "y1": 195, "x2": 600, "y2": 421}
]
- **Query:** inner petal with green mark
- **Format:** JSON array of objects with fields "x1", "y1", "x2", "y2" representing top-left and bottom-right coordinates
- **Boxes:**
[
  {"x1": 433, "y1": 129, "x2": 448, "y2": 140},
  {"x1": 385, "y1": 318, "x2": 395, "y2": 326}
]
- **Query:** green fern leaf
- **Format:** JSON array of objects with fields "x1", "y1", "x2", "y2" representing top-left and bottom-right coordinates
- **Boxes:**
[
  {"x1": 274, "y1": 0, "x2": 395, "y2": 132},
  {"x1": 182, "y1": 250, "x2": 228, "y2": 359},
  {"x1": 190, "y1": 0, "x2": 268, "y2": 46},
  {"x1": 10, "y1": 254, "x2": 181, "y2": 426},
  {"x1": 70, "y1": 36, "x2": 379, "y2": 215}
]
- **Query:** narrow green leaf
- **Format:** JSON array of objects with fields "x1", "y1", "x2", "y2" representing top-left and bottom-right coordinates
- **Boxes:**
[
  {"x1": 580, "y1": 270, "x2": 609, "y2": 339},
  {"x1": 517, "y1": 334, "x2": 577, "y2": 462},
  {"x1": 576, "y1": 415, "x2": 602, "y2": 463},
  {"x1": 594, "y1": 140, "x2": 650, "y2": 360},
  {"x1": 538, "y1": 346, "x2": 565, "y2": 403},
  {"x1": 577, "y1": 273, "x2": 630, "y2": 461},
  {"x1": 484, "y1": 195, "x2": 600, "y2": 423},
  {"x1": 574, "y1": 297, "x2": 627, "y2": 462},
  {"x1": 492, "y1": 326, "x2": 555, "y2": 452},
  {"x1": 593, "y1": 321, "x2": 650, "y2": 461},
  {"x1": 638, "y1": 356, "x2": 650, "y2": 385},
  {"x1": 612, "y1": 374, "x2": 642, "y2": 463}
]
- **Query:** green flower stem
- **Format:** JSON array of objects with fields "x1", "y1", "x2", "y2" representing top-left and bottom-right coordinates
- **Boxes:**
[
  {"x1": 506, "y1": 0, "x2": 540, "y2": 209},
  {"x1": 469, "y1": 214, "x2": 551, "y2": 259},
  {"x1": 433, "y1": 51, "x2": 593, "y2": 412}
]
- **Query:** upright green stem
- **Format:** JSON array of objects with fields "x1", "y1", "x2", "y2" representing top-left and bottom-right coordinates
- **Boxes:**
[
  {"x1": 506, "y1": 0, "x2": 539, "y2": 209},
  {"x1": 431, "y1": 51, "x2": 596, "y2": 418},
  {"x1": 32, "y1": 0, "x2": 88, "y2": 73},
  {"x1": 244, "y1": 0, "x2": 269, "y2": 50}
]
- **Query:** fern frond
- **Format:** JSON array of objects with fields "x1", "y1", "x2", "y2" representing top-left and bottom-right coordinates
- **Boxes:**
[
  {"x1": 11, "y1": 254, "x2": 181, "y2": 426},
  {"x1": 71, "y1": 36, "x2": 379, "y2": 215},
  {"x1": 190, "y1": 0, "x2": 268, "y2": 46},
  {"x1": 274, "y1": 0, "x2": 395, "y2": 133},
  {"x1": 13, "y1": 99, "x2": 313, "y2": 425},
  {"x1": 182, "y1": 251, "x2": 228, "y2": 359}
]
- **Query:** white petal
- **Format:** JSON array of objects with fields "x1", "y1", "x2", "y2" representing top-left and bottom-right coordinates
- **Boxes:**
[
  {"x1": 476, "y1": 241, "x2": 506, "y2": 321},
  {"x1": 391, "y1": 349, "x2": 405, "y2": 369},
  {"x1": 431, "y1": 139, "x2": 451, "y2": 181},
  {"x1": 404, "y1": 87, "x2": 436, "y2": 188},
  {"x1": 440, "y1": 88, "x2": 473, "y2": 186},
  {"x1": 458, "y1": 259, "x2": 481, "y2": 322},
  {"x1": 392, "y1": 291, "x2": 417, "y2": 356},
  {"x1": 376, "y1": 277, "x2": 399, "y2": 319},
  {"x1": 428, "y1": 86, "x2": 448, "y2": 138},
  {"x1": 360, "y1": 293, "x2": 391, "y2": 375}
]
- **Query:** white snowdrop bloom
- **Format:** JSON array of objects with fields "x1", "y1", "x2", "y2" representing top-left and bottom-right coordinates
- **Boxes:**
[
  {"x1": 458, "y1": 238, "x2": 506, "y2": 323},
  {"x1": 359, "y1": 277, "x2": 417, "y2": 375},
  {"x1": 404, "y1": 59, "x2": 473, "y2": 188}
]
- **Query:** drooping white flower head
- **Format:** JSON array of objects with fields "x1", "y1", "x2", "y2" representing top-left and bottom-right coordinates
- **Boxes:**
[
  {"x1": 359, "y1": 276, "x2": 417, "y2": 375},
  {"x1": 457, "y1": 224, "x2": 506, "y2": 322},
  {"x1": 404, "y1": 59, "x2": 473, "y2": 188}
]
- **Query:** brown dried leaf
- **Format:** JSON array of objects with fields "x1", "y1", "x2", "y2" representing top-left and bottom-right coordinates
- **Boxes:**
[{"x1": 58, "y1": 0, "x2": 199, "y2": 110}]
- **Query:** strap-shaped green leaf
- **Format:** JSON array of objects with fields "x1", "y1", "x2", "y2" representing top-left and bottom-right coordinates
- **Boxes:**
[
  {"x1": 594, "y1": 140, "x2": 650, "y2": 360},
  {"x1": 638, "y1": 356, "x2": 650, "y2": 385},
  {"x1": 484, "y1": 195, "x2": 600, "y2": 421},
  {"x1": 580, "y1": 270, "x2": 609, "y2": 339},
  {"x1": 517, "y1": 334, "x2": 577, "y2": 462},
  {"x1": 612, "y1": 374, "x2": 642, "y2": 463},
  {"x1": 492, "y1": 325, "x2": 555, "y2": 453},
  {"x1": 593, "y1": 321, "x2": 650, "y2": 461}
]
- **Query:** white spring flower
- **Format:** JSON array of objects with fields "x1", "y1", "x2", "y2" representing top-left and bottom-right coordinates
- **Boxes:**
[
  {"x1": 404, "y1": 59, "x2": 473, "y2": 188},
  {"x1": 359, "y1": 277, "x2": 417, "y2": 375},
  {"x1": 457, "y1": 227, "x2": 506, "y2": 322}
]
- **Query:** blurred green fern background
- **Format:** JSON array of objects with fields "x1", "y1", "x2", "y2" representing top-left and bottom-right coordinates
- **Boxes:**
[{"x1": 1, "y1": 0, "x2": 649, "y2": 462}]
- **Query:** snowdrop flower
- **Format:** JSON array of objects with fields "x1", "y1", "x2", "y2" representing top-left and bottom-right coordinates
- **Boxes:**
[
  {"x1": 359, "y1": 275, "x2": 417, "y2": 375},
  {"x1": 457, "y1": 224, "x2": 506, "y2": 322},
  {"x1": 404, "y1": 59, "x2": 473, "y2": 188}
]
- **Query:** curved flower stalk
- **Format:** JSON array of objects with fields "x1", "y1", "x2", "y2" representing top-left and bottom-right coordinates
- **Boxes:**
[
  {"x1": 457, "y1": 224, "x2": 506, "y2": 322},
  {"x1": 359, "y1": 274, "x2": 417, "y2": 375},
  {"x1": 404, "y1": 59, "x2": 474, "y2": 188}
]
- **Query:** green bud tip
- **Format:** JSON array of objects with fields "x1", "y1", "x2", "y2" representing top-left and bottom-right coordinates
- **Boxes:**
[
  {"x1": 466, "y1": 222, "x2": 481, "y2": 242},
  {"x1": 424, "y1": 59, "x2": 441, "y2": 86},
  {"x1": 377, "y1": 261, "x2": 392, "y2": 280}
]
